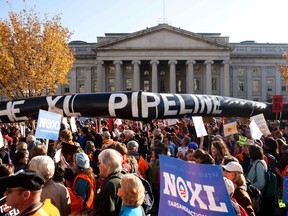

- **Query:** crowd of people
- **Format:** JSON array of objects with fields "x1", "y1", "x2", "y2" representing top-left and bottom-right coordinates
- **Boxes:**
[{"x1": 0, "y1": 117, "x2": 287, "y2": 216}]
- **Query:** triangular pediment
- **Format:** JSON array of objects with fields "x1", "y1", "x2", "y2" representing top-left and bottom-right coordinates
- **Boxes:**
[{"x1": 94, "y1": 24, "x2": 233, "y2": 51}]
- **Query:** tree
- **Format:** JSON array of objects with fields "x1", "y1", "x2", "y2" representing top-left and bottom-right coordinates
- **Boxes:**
[
  {"x1": 278, "y1": 52, "x2": 288, "y2": 86},
  {"x1": 0, "y1": 9, "x2": 75, "y2": 99}
]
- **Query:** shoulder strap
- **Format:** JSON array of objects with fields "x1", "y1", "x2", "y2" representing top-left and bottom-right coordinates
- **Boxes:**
[{"x1": 253, "y1": 160, "x2": 265, "y2": 183}]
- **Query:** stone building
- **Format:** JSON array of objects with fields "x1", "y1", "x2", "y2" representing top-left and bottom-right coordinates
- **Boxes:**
[{"x1": 56, "y1": 24, "x2": 288, "y2": 102}]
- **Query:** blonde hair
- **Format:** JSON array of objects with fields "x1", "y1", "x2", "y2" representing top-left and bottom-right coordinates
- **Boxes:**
[
  {"x1": 16, "y1": 142, "x2": 28, "y2": 151},
  {"x1": 120, "y1": 174, "x2": 145, "y2": 206}
]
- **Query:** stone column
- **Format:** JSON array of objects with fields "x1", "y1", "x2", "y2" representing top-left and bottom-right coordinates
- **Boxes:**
[
  {"x1": 150, "y1": 60, "x2": 159, "y2": 92},
  {"x1": 246, "y1": 66, "x2": 253, "y2": 100},
  {"x1": 232, "y1": 66, "x2": 238, "y2": 98},
  {"x1": 186, "y1": 59, "x2": 196, "y2": 94},
  {"x1": 275, "y1": 68, "x2": 281, "y2": 94},
  {"x1": 168, "y1": 60, "x2": 178, "y2": 93},
  {"x1": 261, "y1": 67, "x2": 267, "y2": 101},
  {"x1": 85, "y1": 67, "x2": 92, "y2": 92},
  {"x1": 113, "y1": 60, "x2": 123, "y2": 91},
  {"x1": 204, "y1": 60, "x2": 214, "y2": 95},
  {"x1": 69, "y1": 68, "x2": 77, "y2": 94},
  {"x1": 222, "y1": 60, "x2": 231, "y2": 96},
  {"x1": 96, "y1": 60, "x2": 104, "y2": 92},
  {"x1": 132, "y1": 59, "x2": 141, "y2": 91}
]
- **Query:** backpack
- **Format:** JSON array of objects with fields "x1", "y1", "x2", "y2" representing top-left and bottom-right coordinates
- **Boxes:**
[
  {"x1": 121, "y1": 169, "x2": 154, "y2": 214},
  {"x1": 262, "y1": 155, "x2": 277, "y2": 197},
  {"x1": 244, "y1": 179, "x2": 262, "y2": 214},
  {"x1": 67, "y1": 187, "x2": 84, "y2": 214},
  {"x1": 231, "y1": 198, "x2": 249, "y2": 216}
]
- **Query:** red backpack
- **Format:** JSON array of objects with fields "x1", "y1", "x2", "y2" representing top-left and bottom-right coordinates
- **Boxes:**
[{"x1": 67, "y1": 187, "x2": 84, "y2": 214}]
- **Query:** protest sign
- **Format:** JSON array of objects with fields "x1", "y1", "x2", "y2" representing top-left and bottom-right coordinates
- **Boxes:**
[
  {"x1": 192, "y1": 116, "x2": 208, "y2": 137},
  {"x1": 283, "y1": 176, "x2": 288, "y2": 204},
  {"x1": 159, "y1": 155, "x2": 235, "y2": 216},
  {"x1": 249, "y1": 120, "x2": 263, "y2": 140},
  {"x1": 0, "y1": 132, "x2": 3, "y2": 149},
  {"x1": 238, "y1": 136, "x2": 247, "y2": 146},
  {"x1": 167, "y1": 119, "x2": 178, "y2": 126},
  {"x1": 223, "y1": 122, "x2": 237, "y2": 137},
  {"x1": 35, "y1": 109, "x2": 62, "y2": 140},
  {"x1": 70, "y1": 116, "x2": 77, "y2": 133},
  {"x1": 250, "y1": 113, "x2": 271, "y2": 136},
  {"x1": 272, "y1": 95, "x2": 284, "y2": 113}
]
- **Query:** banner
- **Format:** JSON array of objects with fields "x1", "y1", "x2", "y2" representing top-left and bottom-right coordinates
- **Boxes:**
[
  {"x1": 272, "y1": 95, "x2": 284, "y2": 113},
  {"x1": 159, "y1": 155, "x2": 234, "y2": 216},
  {"x1": 35, "y1": 110, "x2": 62, "y2": 140},
  {"x1": 0, "y1": 91, "x2": 282, "y2": 123},
  {"x1": 283, "y1": 176, "x2": 288, "y2": 203},
  {"x1": 223, "y1": 122, "x2": 237, "y2": 137}
]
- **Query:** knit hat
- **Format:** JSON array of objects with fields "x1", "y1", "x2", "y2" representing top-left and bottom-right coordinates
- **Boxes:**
[
  {"x1": 188, "y1": 142, "x2": 198, "y2": 150},
  {"x1": 75, "y1": 152, "x2": 90, "y2": 169}
]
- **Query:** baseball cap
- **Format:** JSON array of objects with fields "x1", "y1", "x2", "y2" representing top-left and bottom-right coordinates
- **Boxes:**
[
  {"x1": 102, "y1": 131, "x2": 111, "y2": 139},
  {"x1": 222, "y1": 161, "x2": 243, "y2": 174},
  {"x1": 75, "y1": 152, "x2": 90, "y2": 169},
  {"x1": 127, "y1": 140, "x2": 139, "y2": 151},
  {"x1": 0, "y1": 169, "x2": 45, "y2": 191},
  {"x1": 243, "y1": 139, "x2": 254, "y2": 146},
  {"x1": 187, "y1": 142, "x2": 198, "y2": 150}
]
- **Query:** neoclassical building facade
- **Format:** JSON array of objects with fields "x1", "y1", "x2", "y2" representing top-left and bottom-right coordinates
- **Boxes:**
[{"x1": 57, "y1": 24, "x2": 288, "y2": 102}]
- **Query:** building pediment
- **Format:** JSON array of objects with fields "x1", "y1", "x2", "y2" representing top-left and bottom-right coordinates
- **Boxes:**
[{"x1": 93, "y1": 24, "x2": 233, "y2": 51}]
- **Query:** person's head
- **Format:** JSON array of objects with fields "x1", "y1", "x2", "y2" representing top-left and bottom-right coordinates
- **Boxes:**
[
  {"x1": 75, "y1": 152, "x2": 90, "y2": 170},
  {"x1": 29, "y1": 155, "x2": 55, "y2": 182},
  {"x1": 222, "y1": 161, "x2": 245, "y2": 187},
  {"x1": 85, "y1": 141, "x2": 96, "y2": 154},
  {"x1": 264, "y1": 137, "x2": 279, "y2": 155},
  {"x1": 1, "y1": 170, "x2": 45, "y2": 212},
  {"x1": 26, "y1": 134, "x2": 36, "y2": 144},
  {"x1": 102, "y1": 131, "x2": 111, "y2": 140},
  {"x1": 193, "y1": 149, "x2": 215, "y2": 165},
  {"x1": 13, "y1": 149, "x2": 29, "y2": 165},
  {"x1": 103, "y1": 142, "x2": 128, "y2": 156},
  {"x1": 181, "y1": 136, "x2": 191, "y2": 147},
  {"x1": 16, "y1": 142, "x2": 28, "y2": 151},
  {"x1": 0, "y1": 164, "x2": 14, "y2": 177},
  {"x1": 127, "y1": 140, "x2": 139, "y2": 152},
  {"x1": 117, "y1": 173, "x2": 144, "y2": 207},
  {"x1": 123, "y1": 130, "x2": 135, "y2": 141},
  {"x1": 211, "y1": 140, "x2": 230, "y2": 159},
  {"x1": 249, "y1": 144, "x2": 264, "y2": 160},
  {"x1": 242, "y1": 139, "x2": 254, "y2": 153},
  {"x1": 185, "y1": 149, "x2": 194, "y2": 162},
  {"x1": 98, "y1": 149, "x2": 122, "y2": 177},
  {"x1": 59, "y1": 129, "x2": 73, "y2": 142},
  {"x1": 29, "y1": 145, "x2": 46, "y2": 159}
]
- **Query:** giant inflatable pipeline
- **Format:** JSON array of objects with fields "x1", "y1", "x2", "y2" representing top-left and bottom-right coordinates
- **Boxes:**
[{"x1": 0, "y1": 91, "x2": 285, "y2": 123}]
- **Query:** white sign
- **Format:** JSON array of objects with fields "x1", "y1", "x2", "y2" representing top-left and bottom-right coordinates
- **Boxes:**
[
  {"x1": 70, "y1": 116, "x2": 77, "y2": 133},
  {"x1": 0, "y1": 132, "x2": 3, "y2": 149},
  {"x1": 192, "y1": 116, "x2": 208, "y2": 137},
  {"x1": 249, "y1": 120, "x2": 263, "y2": 140},
  {"x1": 166, "y1": 119, "x2": 178, "y2": 126},
  {"x1": 250, "y1": 113, "x2": 271, "y2": 136}
]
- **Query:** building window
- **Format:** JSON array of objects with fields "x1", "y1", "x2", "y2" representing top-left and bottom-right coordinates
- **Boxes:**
[
  {"x1": 238, "y1": 80, "x2": 245, "y2": 92},
  {"x1": 253, "y1": 80, "x2": 259, "y2": 92},
  {"x1": 144, "y1": 69, "x2": 150, "y2": 76},
  {"x1": 108, "y1": 78, "x2": 115, "y2": 91},
  {"x1": 282, "y1": 85, "x2": 286, "y2": 91},
  {"x1": 92, "y1": 80, "x2": 97, "y2": 92},
  {"x1": 125, "y1": 65, "x2": 132, "y2": 74},
  {"x1": 238, "y1": 68, "x2": 245, "y2": 76},
  {"x1": 160, "y1": 80, "x2": 165, "y2": 92},
  {"x1": 160, "y1": 71, "x2": 165, "y2": 76},
  {"x1": 253, "y1": 67, "x2": 260, "y2": 76},
  {"x1": 267, "y1": 67, "x2": 273, "y2": 76},
  {"x1": 144, "y1": 80, "x2": 150, "y2": 92},
  {"x1": 76, "y1": 67, "x2": 86, "y2": 78},
  {"x1": 63, "y1": 84, "x2": 69, "y2": 93},
  {"x1": 92, "y1": 67, "x2": 97, "y2": 78},
  {"x1": 78, "y1": 80, "x2": 85, "y2": 93},
  {"x1": 177, "y1": 80, "x2": 182, "y2": 93},
  {"x1": 108, "y1": 66, "x2": 115, "y2": 74},
  {"x1": 267, "y1": 80, "x2": 273, "y2": 91},
  {"x1": 212, "y1": 78, "x2": 217, "y2": 91},
  {"x1": 194, "y1": 78, "x2": 200, "y2": 91},
  {"x1": 126, "y1": 79, "x2": 132, "y2": 91}
]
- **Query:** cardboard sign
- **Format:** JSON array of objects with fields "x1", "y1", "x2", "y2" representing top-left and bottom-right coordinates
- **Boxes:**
[
  {"x1": 249, "y1": 120, "x2": 263, "y2": 140},
  {"x1": 223, "y1": 122, "x2": 238, "y2": 137},
  {"x1": 238, "y1": 136, "x2": 247, "y2": 146},
  {"x1": 272, "y1": 95, "x2": 284, "y2": 113},
  {"x1": 35, "y1": 109, "x2": 62, "y2": 140},
  {"x1": 250, "y1": 114, "x2": 271, "y2": 136},
  {"x1": 159, "y1": 155, "x2": 234, "y2": 216},
  {"x1": 192, "y1": 116, "x2": 208, "y2": 137}
]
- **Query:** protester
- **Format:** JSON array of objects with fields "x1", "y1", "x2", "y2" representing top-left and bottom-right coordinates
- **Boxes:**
[
  {"x1": 117, "y1": 173, "x2": 145, "y2": 216},
  {"x1": 29, "y1": 155, "x2": 71, "y2": 216},
  {"x1": 211, "y1": 140, "x2": 230, "y2": 164},
  {"x1": 12, "y1": 149, "x2": 29, "y2": 172},
  {"x1": 0, "y1": 169, "x2": 60, "y2": 215},
  {"x1": 222, "y1": 161, "x2": 255, "y2": 216},
  {"x1": 93, "y1": 149, "x2": 123, "y2": 215}
]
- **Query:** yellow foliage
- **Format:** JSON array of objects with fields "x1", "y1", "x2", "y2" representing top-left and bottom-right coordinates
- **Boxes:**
[
  {"x1": 278, "y1": 52, "x2": 288, "y2": 86},
  {"x1": 0, "y1": 9, "x2": 75, "y2": 99}
]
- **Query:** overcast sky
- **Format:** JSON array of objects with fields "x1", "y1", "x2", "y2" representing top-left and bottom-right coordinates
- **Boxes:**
[{"x1": 1, "y1": 0, "x2": 288, "y2": 43}]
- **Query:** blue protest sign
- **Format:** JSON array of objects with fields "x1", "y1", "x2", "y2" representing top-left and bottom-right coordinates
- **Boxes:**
[
  {"x1": 35, "y1": 109, "x2": 62, "y2": 140},
  {"x1": 283, "y1": 176, "x2": 288, "y2": 203},
  {"x1": 159, "y1": 155, "x2": 235, "y2": 216}
]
